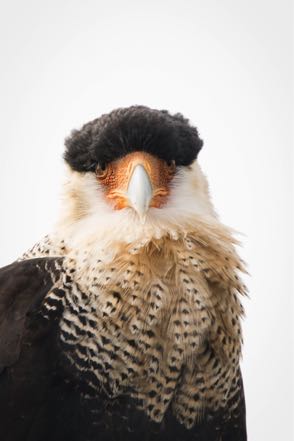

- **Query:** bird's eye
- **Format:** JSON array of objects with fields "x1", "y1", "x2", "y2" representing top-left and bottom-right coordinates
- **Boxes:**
[
  {"x1": 166, "y1": 160, "x2": 176, "y2": 173},
  {"x1": 95, "y1": 163, "x2": 108, "y2": 179}
]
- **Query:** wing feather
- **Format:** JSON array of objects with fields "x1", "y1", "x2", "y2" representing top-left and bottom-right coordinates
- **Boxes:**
[{"x1": 0, "y1": 257, "x2": 63, "y2": 367}]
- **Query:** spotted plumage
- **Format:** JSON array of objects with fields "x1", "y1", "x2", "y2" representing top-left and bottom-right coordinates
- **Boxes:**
[{"x1": 0, "y1": 106, "x2": 247, "y2": 440}]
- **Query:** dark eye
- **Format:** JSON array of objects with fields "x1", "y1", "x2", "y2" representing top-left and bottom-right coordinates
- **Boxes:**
[
  {"x1": 95, "y1": 162, "x2": 108, "y2": 178},
  {"x1": 166, "y1": 159, "x2": 176, "y2": 172}
]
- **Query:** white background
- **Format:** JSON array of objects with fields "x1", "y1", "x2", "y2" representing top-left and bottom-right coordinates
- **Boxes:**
[{"x1": 0, "y1": 1, "x2": 293, "y2": 439}]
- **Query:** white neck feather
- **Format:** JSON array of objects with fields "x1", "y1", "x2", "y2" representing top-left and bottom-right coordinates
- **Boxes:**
[{"x1": 54, "y1": 161, "x2": 218, "y2": 261}]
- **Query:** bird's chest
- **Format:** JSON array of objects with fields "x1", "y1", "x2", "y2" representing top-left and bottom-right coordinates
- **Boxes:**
[{"x1": 53, "y1": 243, "x2": 240, "y2": 427}]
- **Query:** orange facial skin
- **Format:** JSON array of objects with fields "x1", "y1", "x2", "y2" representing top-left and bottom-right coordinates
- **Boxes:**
[{"x1": 95, "y1": 151, "x2": 176, "y2": 210}]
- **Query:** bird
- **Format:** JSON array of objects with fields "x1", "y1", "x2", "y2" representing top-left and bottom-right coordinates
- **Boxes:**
[{"x1": 0, "y1": 105, "x2": 247, "y2": 441}]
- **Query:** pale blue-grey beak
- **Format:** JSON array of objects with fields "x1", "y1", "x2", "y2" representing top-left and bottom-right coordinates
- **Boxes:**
[{"x1": 126, "y1": 164, "x2": 153, "y2": 223}]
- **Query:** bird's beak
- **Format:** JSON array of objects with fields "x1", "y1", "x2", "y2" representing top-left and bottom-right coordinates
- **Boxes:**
[
  {"x1": 126, "y1": 164, "x2": 153, "y2": 223},
  {"x1": 99, "y1": 151, "x2": 175, "y2": 220}
]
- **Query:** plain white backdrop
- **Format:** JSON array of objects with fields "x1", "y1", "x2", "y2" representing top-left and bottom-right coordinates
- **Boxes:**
[{"x1": 0, "y1": 0, "x2": 293, "y2": 439}]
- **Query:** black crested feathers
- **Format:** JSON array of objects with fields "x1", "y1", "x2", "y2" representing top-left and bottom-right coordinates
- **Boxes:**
[{"x1": 64, "y1": 106, "x2": 203, "y2": 172}]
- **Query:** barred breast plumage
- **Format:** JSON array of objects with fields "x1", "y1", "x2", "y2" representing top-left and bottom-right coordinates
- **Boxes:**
[{"x1": 14, "y1": 217, "x2": 247, "y2": 440}]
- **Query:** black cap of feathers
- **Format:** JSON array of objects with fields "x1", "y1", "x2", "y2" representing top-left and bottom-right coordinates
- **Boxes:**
[{"x1": 64, "y1": 105, "x2": 203, "y2": 172}]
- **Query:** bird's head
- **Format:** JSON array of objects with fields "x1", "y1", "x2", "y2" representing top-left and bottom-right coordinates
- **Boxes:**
[{"x1": 59, "y1": 106, "x2": 217, "y2": 253}]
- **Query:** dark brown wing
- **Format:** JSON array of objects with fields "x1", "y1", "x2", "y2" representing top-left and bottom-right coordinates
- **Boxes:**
[
  {"x1": 0, "y1": 258, "x2": 69, "y2": 441},
  {"x1": 0, "y1": 258, "x2": 63, "y2": 368}
]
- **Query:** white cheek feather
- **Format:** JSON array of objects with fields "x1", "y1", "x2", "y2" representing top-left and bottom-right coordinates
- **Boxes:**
[{"x1": 55, "y1": 161, "x2": 218, "y2": 259}]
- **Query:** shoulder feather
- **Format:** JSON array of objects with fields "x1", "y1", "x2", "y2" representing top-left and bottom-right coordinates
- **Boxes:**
[{"x1": 0, "y1": 257, "x2": 63, "y2": 367}]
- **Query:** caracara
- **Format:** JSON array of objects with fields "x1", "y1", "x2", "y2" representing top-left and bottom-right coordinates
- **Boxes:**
[{"x1": 0, "y1": 106, "x2": 247, "y2": 441}]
